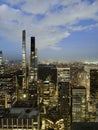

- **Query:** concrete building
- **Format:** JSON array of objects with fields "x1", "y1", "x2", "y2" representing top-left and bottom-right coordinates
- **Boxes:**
[
  {"x1": 0, "y1": 108, "x2": 40, "y2": 130},
  {"x1": 57, "y1": 67, "x2": 70, "y2": 83},
  {"x1": 71, "y1": 86, "x2": 86, "y2": 122},
  {"x1": 71, "y1": 122, "x2": 98, "y2": 130},
  {"x1": 0, "y1": 74, "x2": 16, "y2": 108},
  {"x1": 22, "y1": 30, "x2": 27, "y2": 89},
  {"x1": 58, "y1": 81, "x2": 71, "y2": 130},
  {"x1": 84, "y1": 65, "x2": 98, "y2": 99},
  {"x1": 38, "y1": 64, "x2": 57, "y2": 85},
  {"x1": 90, "y1": 69, "x2": 98, "y2": 98}
]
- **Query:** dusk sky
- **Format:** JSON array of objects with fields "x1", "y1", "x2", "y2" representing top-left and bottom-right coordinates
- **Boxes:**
[{"x1": 0, "y1": 0, "x2": 98, "y2": 62}]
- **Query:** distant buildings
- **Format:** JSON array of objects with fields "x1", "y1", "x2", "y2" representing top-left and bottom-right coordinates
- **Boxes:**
[
  {"x1": 0, "y1": 51, "x2": 3, "y2": 66},
  {"x1": 0, "y1": 51, "x2": 4, "y2": 74},
  {"x1": 1, "y1": 30, "x2": 98, "y2": 129},
  {"x1": 0, "y1": 74, "x2": 16, "y2": 108}
]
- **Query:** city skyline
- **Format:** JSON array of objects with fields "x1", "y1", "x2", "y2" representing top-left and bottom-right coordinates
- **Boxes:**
[{"x1": 0, "y1": 0, "x2": 98, "y2": 62}]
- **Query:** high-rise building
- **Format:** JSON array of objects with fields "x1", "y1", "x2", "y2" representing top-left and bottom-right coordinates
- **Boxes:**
[
  {"x1": 22, "y1": 30, "x2": 27, "y2": 89},
  {"x1": 29, "y1": 37, "x2": 38, "y2": 83},
  {"x1": 71, "y1": 86, "x2": 86, "y2": 122},
  {"x1": 0, "y1": 74, "x2": 16, "y2": 108},
  {"x1": 27, "y1": 37, "x2": 38, "y2": 107},
  {"x1": 57, "y1": 67, "x2": 70, "y2": 83},
  {"x1": 38, "y1": 64, "x2": 57, "y2": 84},
  {"x1": 90, "y1": 69, "x2": 98, "y2": 97},
  {"x1": 0, "y1": 51, "x2": 3, "y2": 66},
  {"x1": 58, "y1": 81, "x2": 71, "y2": 130},
  {"x1": 84, "y1": 65, "x2": 98, "y2": 100},
  {"x1": 0, "y1": 51, "x2": 4, "y2": 74}
]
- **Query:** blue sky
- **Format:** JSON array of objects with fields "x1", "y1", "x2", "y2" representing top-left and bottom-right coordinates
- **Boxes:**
[{"x1": 0, "y1": 0, "x2": 98, "y2": 62}]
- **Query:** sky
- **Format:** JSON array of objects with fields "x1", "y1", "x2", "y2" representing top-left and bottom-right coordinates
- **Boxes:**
[{"x1": 0, "y1": 0, "x2": 98, "y2": 62}]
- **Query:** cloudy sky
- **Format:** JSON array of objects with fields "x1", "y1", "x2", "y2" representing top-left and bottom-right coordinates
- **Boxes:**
[{"x1": 0, "y1": 0, "x2": 98, "y2": 62}]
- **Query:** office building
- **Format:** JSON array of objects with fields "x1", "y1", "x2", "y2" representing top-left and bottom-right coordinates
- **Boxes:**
[
  {"x1": 38, "y1": 64, "x2": 57, "y2": 84},
  {"x1": 90, "y1": 69, "x2": 98, "y2": 97},
  {"x1": 71, "y1": 86, "x2": 86, "y2": 122},
  {"x1": 57, "y1": 67, "x2": 70, "y2": 83},
  {"x1": 58, "y1": 81, "x2": 71, "y2": 130},
  {"x1": 84, "y1": 65, "x2": 98, "y2": 100},
  {"x1": 0, "y1": 108, "x2": 40, "y2": 130},
  {"x1": 0, "y1": 74, "x2": 16, "y2": 108}
]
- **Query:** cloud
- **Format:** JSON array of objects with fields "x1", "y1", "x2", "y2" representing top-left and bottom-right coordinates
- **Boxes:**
[
  {"x1": 0, "y1": 0, "x2": 98, "y2": 53},
  {"x1": 67, "y1": 23, "x2": 98, "y2": 31},
  {"x1": 48, "y1": 45, "x2": 62, "y2": 51}
]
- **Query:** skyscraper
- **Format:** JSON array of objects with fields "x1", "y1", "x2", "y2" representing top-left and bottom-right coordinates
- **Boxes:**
[
  {"x1": 0, "y1": 51, "x2": 3, "y2": 66},
  {"x1": 0, "y1": 51, "x2": 4, "y2": 74},
  {"x1": 90, "y1": 69, "x2": 98, "y2": 97},
  {"x1": 29, "y1": 37, "x2": 37, "y2": 82},
  {"x1": 58, "y1": 81, "x2": 71, "y2": 129},
  {"x1": 71, "y1": 86, "x2": 86, "y2": 122},
  {"x1": 22, "y1": 30, "x2": 27, "y2": 89},
  {"x1": 27, "y1": 37, "x2": 38, "y2": 106}
]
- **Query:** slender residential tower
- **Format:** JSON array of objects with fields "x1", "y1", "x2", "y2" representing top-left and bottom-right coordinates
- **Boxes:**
[
  {"x1": 22, "y1": 30, "x2": 27, "y2": 89},
  {"x1": 27, "y1": 37, "x2": 38, "y2": 105},
  {"x1": 29, "y1": 37, "x2": 38, "y2": 83},
  {"x1": 31, "y1": 36, "x2": 35, "y2": 67}
]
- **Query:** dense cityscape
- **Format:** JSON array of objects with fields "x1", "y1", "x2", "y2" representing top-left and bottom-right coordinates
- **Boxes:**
[{"x1": 0, "y1": 30, "x2": 98, "y2": 130}]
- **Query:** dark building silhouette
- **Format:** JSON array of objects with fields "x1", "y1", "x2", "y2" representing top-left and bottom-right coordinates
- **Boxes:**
[
  {"x1": 38, "y1": 64, "x2": 57, "y2": 84},
  {"x1": 90, "y1": 69, "x2": 98, "y2": 97},
  {"x1": 31, "y1": 37, "x2": 35, "y2": 54},
  {"x1": 0, "y1": 51, "x2": 4, "y2": 74},
  {"x1": 58, "y1": 81, "x2": 71, "y2": 129},
  {"x1": 29, "y1": 37, "x2": 37, "y2": 82}
]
